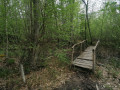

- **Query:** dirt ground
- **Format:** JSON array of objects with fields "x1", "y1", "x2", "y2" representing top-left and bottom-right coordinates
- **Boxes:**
[
  {"x1": 54, "y1": 65, "x2": 120, "y2": 90},
  {"x1": 1, "y1": 57, "x2": 120, "y2": 90},
  {"x1": 54, "y1": 67, "x2": 103, "y2": 90}
]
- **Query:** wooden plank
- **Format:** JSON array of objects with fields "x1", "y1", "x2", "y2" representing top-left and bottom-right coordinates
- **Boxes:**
[
  {"x1": 73, "y1": 62, "x2": 92, "y2": 67},
  {"x1": 73, "y1": 63, "x2": 93, "y2": 69},
  {"x1": 72, "y1": 58, "x2": 93, "y2": 69},
  {"x1": 73, "y1": 59, "x2": 93, "y2": 65},
  {"x1": 77, "y1": 53, "x2": 93, "y2": 60},
  {"x1": 76, "y1": 46, "x2": 94, "y2": 60},
  {"x1": 77, "y1": 58, "x2": 92, "y2": 61},
  {"x1": 85, "y1": 46, "x2": 95, "y2": 51}
]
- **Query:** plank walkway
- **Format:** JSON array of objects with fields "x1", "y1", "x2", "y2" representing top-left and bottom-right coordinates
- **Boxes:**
[
  {"x1": 71, "y1": 40, "x2": 100, "y2": 71},
  {"x1": 72, "y1": 46, "x2": 95, "y2": 69}
]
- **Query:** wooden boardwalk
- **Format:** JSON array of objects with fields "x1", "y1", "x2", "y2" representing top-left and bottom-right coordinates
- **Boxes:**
[
  {"x1": 71, "y1": 40, "x2": 100, "y2": 71},
  {"x1": 72, "y1": 46, "x2": 94, "y2": 69}
]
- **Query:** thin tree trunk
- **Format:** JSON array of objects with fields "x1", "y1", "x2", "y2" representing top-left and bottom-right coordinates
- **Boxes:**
[
  {"x1": 32, "y1": 0, "x2": 40, "y2": 66},
  {"x1": 4, "y1": 0, "x2": 8, "y2": 58},
  {"x1": 85, "y1": 14, "x2": 87, "y2": 40},
  {"x1": 100, "y1": 1, "x2": 106, "y2": 39},
  {"x1": 100, "y1": 13, "x2": 104, "y2": 39},
  {"x1": 30, "y1": 0, "x2": 33, "y2": 35},
  {"x1": 70, "y1": 0, "x2": 75, "y2": 44},
  {"x1": 82, "y1": 0, "x2": 92, "y2": 44},
  {"x1": 86, "y1": 0, "x2": 92, "y2": 44}
]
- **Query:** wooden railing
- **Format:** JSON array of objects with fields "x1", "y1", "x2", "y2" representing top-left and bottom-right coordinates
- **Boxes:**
[
  {"x1": 71, "y1": 40, "x2": 87, "y2": 62},
  {"x1": 92, "y1": 40, "x2": 100, "y2": 72}
]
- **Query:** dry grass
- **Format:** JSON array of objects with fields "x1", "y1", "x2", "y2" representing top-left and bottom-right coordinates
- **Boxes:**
[
  {"x1": 25, "y1": 57, "x2": 74, "y2": 90},
  {"x1": 0, "y1": 57, "x2": 74, "y2": 90}
]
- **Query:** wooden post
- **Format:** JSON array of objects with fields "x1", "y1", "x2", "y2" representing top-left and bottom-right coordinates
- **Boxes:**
[
  {"x1": 85, "y1": 40, "x2": 87, "y2": 49},
  {"x1": 20, "y1": 64, "x2": 26, "y2": 83},
  {"x1": 92, "y1": 40, "x2": 100, "y2": 72},
  {"x1": 72, "y1": 47, "x2": 74, "y2": 62},
  {"x1": 92, "y1": 49, "x2": 95, "y2": 73},
  {"x1": 80, "y1": 43, "x2": 82, "y2": 54},
  {"x1": 83, "y1": 42, "x2": 84, "y2": 51}
]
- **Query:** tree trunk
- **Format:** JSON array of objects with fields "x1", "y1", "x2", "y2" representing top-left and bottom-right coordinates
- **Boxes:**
[
  {"x1": 82, "y1": 0, "x2": 92, "y2": 44},
  {"x1": 86, "y1": 0, "x2": 92, "y2": 44},
  {"x1": 30, "y1": 0, "x2": 39, "y2": 66},
  {"x1": 4, "y1": 0, "x2": 8, "y2": 58}
]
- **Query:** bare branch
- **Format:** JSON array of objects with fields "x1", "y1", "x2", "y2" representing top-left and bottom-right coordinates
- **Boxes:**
[{"x1": 82, "y1": 0, "x2": 87, "y2": 6}]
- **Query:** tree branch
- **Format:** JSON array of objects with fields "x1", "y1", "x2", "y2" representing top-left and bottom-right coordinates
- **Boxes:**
[{"x1": 82, "y1": 0, "x2": 87, "y2": 6}]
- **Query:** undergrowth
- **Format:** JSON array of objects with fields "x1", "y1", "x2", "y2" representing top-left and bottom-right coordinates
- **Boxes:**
[
  {"x1": 95, "y1": 69, "x2": 103, "y2": 79},
  {"x1": 54, "y1": 49, "x2": 71, "y2": 66}
]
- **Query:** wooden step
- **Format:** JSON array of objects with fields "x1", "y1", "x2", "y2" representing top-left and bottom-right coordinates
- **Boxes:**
[
  {"x1": 73, "y1": 62, "x2": 93, "y2": 69},
  {"x1": 72, "y1": 59, "x2": 93, "y2": 69}
]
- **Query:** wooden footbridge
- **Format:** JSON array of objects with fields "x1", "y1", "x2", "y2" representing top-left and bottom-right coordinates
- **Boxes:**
[{"x1": 71, "y1": 40, "x2": 100, "y2": 72}]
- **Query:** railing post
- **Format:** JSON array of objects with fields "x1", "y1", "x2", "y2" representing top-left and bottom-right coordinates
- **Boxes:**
[
  {"x1": 71, "y1": 40, "x2": 86, "y2": 62},
  {"x1": 80, "y1": 43, "x2": 82, "y2": 54},
  {"x1": 92, "y1": 49, "x2": 95, "y2": 73},
  {"x1": 20, "y1": 64, "x2": 26, "y2": 83},
  {"x1": 72, "y1": 47, "x2": 74, "y2": 62}
]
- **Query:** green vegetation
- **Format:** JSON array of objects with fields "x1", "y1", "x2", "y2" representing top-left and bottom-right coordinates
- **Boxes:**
[
  {"x1": 105, "y1": 85, "x2": 113, "y2": 90},
  {"x1": 0, "y1": 68, "x2": 10, "y2": 78},
  {"x1": 55, "y1": 49, "x2": 70, "y2": 65},
  {"x1": 0, "y1": 0, "x2": 120, "y2": 89},
  {"x1": 0, "y1": 0, "x2": 119, "y2": 66},
  {"x1": 111, "y1": 69, "x2": 119, "y2": 78},
  {"x1": 6, "y1": 58, "x2": 15, "y2": 65},
  {"x1": 109, "y1": 58, "x2": 120, "y2": 68},
  {"x1": 95, "y1": 69, "x2": 103, "y2": 79}
]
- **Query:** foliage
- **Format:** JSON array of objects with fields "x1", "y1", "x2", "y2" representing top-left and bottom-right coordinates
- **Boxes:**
[
  {"x1": 111, "y1": 69, "x2": 119, "y2": 78},
  {"x1": 109, "y1": 57, "x2": 120, "y2": 68},
  {"x1": 90, "y1": 1, "x2": 120, "y2": 49},
  {"x1": 105, "y1": 85, "x2": 113, "y2": 90},
  {"x1": 6, "y1": 58, "x2": 15, "y2": 65},
  {"x1": 55, "y1": 49, "x2": 70, "y2": 65},
  {"x1": 95, "y1": 70, "x2": 103, "y2": 79},
  {"x1": 0, "y1": 68, "x2": 10, "y2": 78}
]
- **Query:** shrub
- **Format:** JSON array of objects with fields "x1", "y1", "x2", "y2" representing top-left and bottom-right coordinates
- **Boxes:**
[
  {"x1": 55, "y1": 49, "x2": 70, "y2": 65},
  {"x1": 95, "y1": 70, "x2": 103, "y2": 79},
  {"x1": 109, "y1": 58, "x2": 120, "y2": 68},
  {"x1": 0, "y1": 68, "x2": 10, "y2": 78},
  {"x1": 6, "y1": 58, "x2": 15, "y2": 65},
  {"x1": 111, "y1": 69, "x2": 119, "y2": 78},
  {"x1": 105, "y1": 85, "x2": 113, "y2": 90}
]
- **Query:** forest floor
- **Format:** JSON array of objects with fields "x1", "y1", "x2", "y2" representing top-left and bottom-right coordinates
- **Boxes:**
[
  {"x1": 0, "y1": 57, "x2": 120, "y2": 90},
  {"x1": 54, "y1": 65, "x2": 120, "y2": 90}
]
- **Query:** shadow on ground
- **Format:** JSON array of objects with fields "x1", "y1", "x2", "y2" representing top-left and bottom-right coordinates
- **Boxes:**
[{"x1": 54, "y1": 66, "x2": 103, "y2": 90}]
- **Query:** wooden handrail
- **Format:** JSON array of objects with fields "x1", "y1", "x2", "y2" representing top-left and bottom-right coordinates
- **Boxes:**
[
  {"x1": 72, "y1": 40, "x2": 86, "y2": 49},
  {"x1": 71, "y1": 40, "x2": 87, "y2": 62},
  {"x1": 92, "y1": 40, "x2": 100, "y2": 72},
  {"x1": 93, "y1": 40, "x2": 100, "y2": 51},
  {"x1": 92, "y1": 49, "x2": 95, "y2": 72}
]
